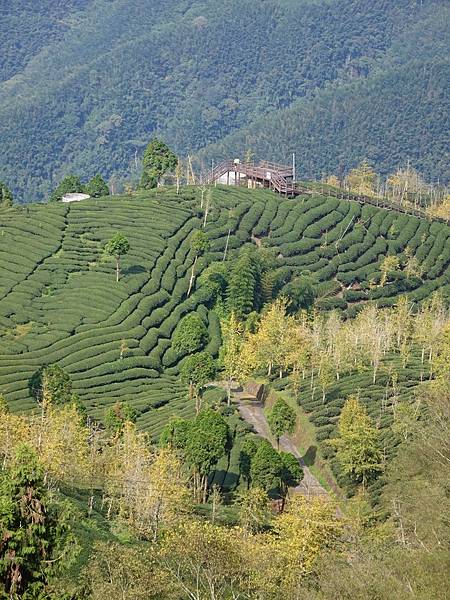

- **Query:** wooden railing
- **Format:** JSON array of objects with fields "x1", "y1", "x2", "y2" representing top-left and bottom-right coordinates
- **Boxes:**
[
  {"x1": 206, "y1": 161, "x2": 449, "y2": 224},
  {"x1": 207, "y1": 161, "x2": 297, "y2": 196},
  {"x1": 311, "y1": 186, "x2": 449, "y2": 225}
]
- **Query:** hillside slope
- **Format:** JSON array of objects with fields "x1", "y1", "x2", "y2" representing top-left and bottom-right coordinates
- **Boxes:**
[
  {"x1": 200, "y1": 58, "x2": 449, "y2": 183},
  {"x1": 0, "y1": 0, "x2": 448, "y2": 202},
  {"x1": 0, "y1": 187, "x2": 449, "y2": 438}
]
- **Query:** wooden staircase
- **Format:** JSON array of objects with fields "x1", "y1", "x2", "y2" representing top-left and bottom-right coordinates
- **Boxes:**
[{"x1": 207, "y1": 160, "x2": 298, "y2": 196}]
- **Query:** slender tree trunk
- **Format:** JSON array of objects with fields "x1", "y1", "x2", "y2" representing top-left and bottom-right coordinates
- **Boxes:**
[
  {"x1": 195, "y1": 390, "x2": 201, "y2": 415},
  {"x1": 187, "y1": 255, "x2": 198, "y2": 297},
  {"x1": 227, "y1": 379, "x2": 232, "y2": 407},
  {"x1": 202, "y1": 475, "x2": 208, "y2": 504},
  {"x1": 223, "y1": 228, "x2": 231, "y2": 261},
  {"x1": 203, "y1": 200, "x2": 210, "y2": 228}
]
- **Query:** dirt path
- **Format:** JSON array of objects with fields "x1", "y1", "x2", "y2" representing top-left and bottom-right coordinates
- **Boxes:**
[{"x1": 238, "y1": 401, "x2": 328, "y2": 498}]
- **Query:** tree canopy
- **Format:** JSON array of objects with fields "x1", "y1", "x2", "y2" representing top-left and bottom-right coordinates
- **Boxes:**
[
  {"x1": 104, "y1": 232, "x2": 130, "y2": 282},
  {"x1": 85, "y1": 174, "x2": 109, "y2": 197},
  {"x1": 330, "y1": 396, "x2": 383, "y2": 487},
  {"x1": 172, "y1": 313, "x2": 209, "y2": 355},
  {"x1": 267, "y1": 398, "x2": 297, "y2": 448},
  {"x1": 140, "y1": 138, "x2": 177, "y2": 189},
  {"x1": 28, "y1": 364, "x2": 73, "y2": 407},
  {"x1": 49, "y1": 175, "x2": 85, "y2": 202},
  {"x1": 0, "y1": 444, "x2": 75, "y2": 597},
  {"x1": 0, "y1": 181, "x2": 13, "y2": 207},
  {"x1": 104, "y1": 401, "x2": 137, "y2": 434}
]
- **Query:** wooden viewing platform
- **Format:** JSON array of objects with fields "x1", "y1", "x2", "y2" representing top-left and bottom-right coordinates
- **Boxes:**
[
  {"x1": 207, "y1": 159, "x2": 449, "y2": 225},
  {"x1": 207, "y1": 159, "x2": 298, "y2": 196}
]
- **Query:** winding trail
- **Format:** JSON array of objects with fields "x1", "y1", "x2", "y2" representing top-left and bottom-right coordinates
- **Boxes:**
[{"x1": 237, "y1": 400, "x2": 328, "y2": 498}]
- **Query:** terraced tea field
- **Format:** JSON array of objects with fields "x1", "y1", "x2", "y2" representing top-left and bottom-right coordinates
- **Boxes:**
[{"x1": 0, "y1": 186, "x2": 449, "y2": 439}]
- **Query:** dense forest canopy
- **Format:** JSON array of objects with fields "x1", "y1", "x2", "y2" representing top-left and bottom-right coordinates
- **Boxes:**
[{"x1": 0, "y1": 0, "x2": 449, "y2": 202}]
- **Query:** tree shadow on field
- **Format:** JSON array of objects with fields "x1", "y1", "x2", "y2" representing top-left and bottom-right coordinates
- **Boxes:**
[
  {"x1": 125, "y1": 264, "x2": 146, "y2": 275},
  {"x1": 302, "y1": 445, "x2": 317, "y2": 467}
]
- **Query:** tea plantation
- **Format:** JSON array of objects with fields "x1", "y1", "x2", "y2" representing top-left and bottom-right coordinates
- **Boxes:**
[{"x1": 0, "y1": 186, "x2": 449, "y2": 442}]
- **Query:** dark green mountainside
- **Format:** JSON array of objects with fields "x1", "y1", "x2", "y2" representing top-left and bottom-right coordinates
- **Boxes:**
[{"x1": 0, "y1": 0, "x2": 449, "y2": 202}]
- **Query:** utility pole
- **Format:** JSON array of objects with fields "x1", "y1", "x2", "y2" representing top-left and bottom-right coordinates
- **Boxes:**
[{"x1": 292, "y1": 152, "x2": 296, "y2": 183}]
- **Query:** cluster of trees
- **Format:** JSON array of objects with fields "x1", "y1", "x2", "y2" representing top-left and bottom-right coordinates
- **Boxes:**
[
  {"x1": 221, "y1": 293, "x2": 448, "y2": 400},
  {"x1": 325, "y1": 160, "x2": 449, "y2": 217},
  {"x1": 0, "y1": 180, "x2": 13, "y2": 207},
  {"x1": 240, "y1": 436, "x2": 303, "y2": 511},
  {"x1": 1, "y1": 328, "x2": 449, "y2": 598},
  {"x1": 0, "y1": 380, "x2": 331, "y2": 598},
  {"x1": 49, "y1": 173, "x2": 109, "y2": 202},
  {"x1": 216, "y1": 294, "x2": 449, "y2": 490},
  {"x1": 139, "y1": 138, "x2": 178, "y2": 190},
  {"x1": 200, "y1": 246, "x2": 316, "y2": 320}
]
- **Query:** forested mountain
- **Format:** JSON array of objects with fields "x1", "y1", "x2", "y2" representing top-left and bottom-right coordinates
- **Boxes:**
[{"x1": 0, "y1": 0, "x2": 449, "y2": 202}]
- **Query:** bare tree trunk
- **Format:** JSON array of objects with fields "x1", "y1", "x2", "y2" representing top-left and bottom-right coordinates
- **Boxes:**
[
  {"x1": 195, "y1": 390, "x2": 202, "y2": 415},
  {"x1": 187, "y1": 255, "x2": 198, "y2": 297},
  {"x1": 227, "y1": 379, "x2": 232, "y2": 407},
  {"x1": 203, "y1": 198, "x2": 210, "y2": 228},
  {"x1": 223, "y1": 228, "x2": 231, "y2": 261},
  {"x1": 202, "y1": 475, "x2": 208, "y2": 504}
]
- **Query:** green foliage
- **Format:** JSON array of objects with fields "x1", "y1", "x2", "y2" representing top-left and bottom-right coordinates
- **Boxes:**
[
  {"x1": 0, "y1": 444, "x2": 76, "y2": 598},
  {"x1": 159, "y1": 417, "x2": 192, "y2": 451},
  {"x1": 190, "y1": 230, "x2": 210, "y2": 255},
  {"x1": 202, "y1": 57, "x2": 449, "y2": 186},
  {"x1": 104, "y1": 401, "x2": 137, "y2": 434},
  {"x1": 282, "y1": 275, "x2": 316, "y2": 312},
  {"x1": 184, "y1": 409, "x2": 229, "y2": 477},
  {"x1": 279, "y1": 451, "x2": 303, "y2": 490},
  {"x1": 28, "y1": 364, "x2": 73, "y2": 406},
  {"x1": 0, "y1": 188, "x2": 447, "y2": 454},
  {"x1": 198, "y1": 262, "x2": 228, "y2": 300},
  {"x1": 330, "y1": 396, "x2": 383, "y2": 487},
  {"x1": 104, "y1": 233, "x2": 130, "y2": 259},
  {"x1": 3, "y1": 1, "x2": 449, "y2": 202},
  {"x1": 238, "y1": 437, "x2": 260, "y2": 485},
  {"x1": 140, "y1": 138, "x2": 177, "y2": 188},
  {"x1": 250, "y1": 440, "x2": 283, "y2": 493},
  {"x1": 267, "y1": 398, "x2": 296, "y2": 446},
  {"x1": 226, "y1": 252, "x2": 259, "y2": 317},
  {"x1": 180, "y1": 351, "x2": 216, "y2": 391},
  {"x1": 172, "y1": 313, "x2": 209, "y2": 355},
  {"x1": 0, "y1": 181, "x2": 13, "y2": 207},
  {"x1": 49, "y1": 175, "x2": 85, "y2": 202},
  {"x1": 85, "y1": 174, "x2": 109, "y2": 198},
  {"x1": 104, "y1": 232, "x2": 130, "y2": 281}
]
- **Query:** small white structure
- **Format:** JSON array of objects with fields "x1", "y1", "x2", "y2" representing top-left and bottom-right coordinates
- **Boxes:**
[{"x1": 61, "y1": 193, "x2": 91, "y2": 203}]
